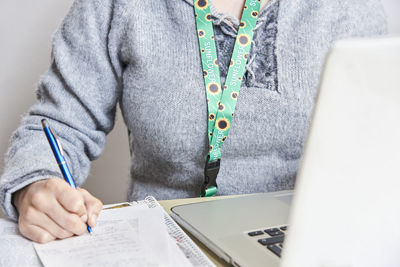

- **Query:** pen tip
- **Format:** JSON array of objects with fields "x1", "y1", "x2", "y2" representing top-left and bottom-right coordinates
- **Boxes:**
[{"x1": 87, "y1": 224, "x2": 93, "y2": 234}]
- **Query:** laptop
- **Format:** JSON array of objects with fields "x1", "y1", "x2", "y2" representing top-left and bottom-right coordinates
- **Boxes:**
[{"x1": 171, "y1": 37, "x2": 400, "y2": 267}]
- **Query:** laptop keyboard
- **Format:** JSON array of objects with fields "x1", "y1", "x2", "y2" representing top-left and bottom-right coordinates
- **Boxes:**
[{"x1": 247, "y1": 225, "x2": 287, "y2": 257}]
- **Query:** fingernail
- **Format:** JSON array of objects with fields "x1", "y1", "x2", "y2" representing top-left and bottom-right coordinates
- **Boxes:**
[
  {"x1": 80, "y1": 214, "x2": 88, "y2": 222},
  {"x1": 90, "y1": 214, "x2": 97, "y2": 227}
]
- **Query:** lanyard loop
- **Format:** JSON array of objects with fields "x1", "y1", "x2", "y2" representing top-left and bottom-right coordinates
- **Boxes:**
[{"x1": 194, "y1": 0, "x2": 261, "y2": 197}]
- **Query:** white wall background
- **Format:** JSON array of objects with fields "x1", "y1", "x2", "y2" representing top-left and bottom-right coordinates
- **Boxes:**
[{"x1": 0, "y1": 0, "x2": 399, "y2": 219}]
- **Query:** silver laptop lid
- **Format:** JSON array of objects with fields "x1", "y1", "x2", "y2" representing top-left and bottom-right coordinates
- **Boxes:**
[
  {"x1": 282, "y1": 37, "x2": 400, "y2": 267},
  {"x1": 171, "y1": 191, "x2": 292, "y2": 266}
]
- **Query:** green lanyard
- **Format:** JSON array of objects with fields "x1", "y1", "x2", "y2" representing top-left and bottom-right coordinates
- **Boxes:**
[{"x1": 193, "y1": 0, "x2": 261, "y2": 197}]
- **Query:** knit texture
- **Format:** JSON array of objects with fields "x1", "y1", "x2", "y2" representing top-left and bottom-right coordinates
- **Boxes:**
[{"x1": 0, "y1": 0, "x2": 386, "y2": 220}]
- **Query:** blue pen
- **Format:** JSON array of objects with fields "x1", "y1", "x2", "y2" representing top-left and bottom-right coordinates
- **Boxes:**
[{"x1": 41, "y1": 119, "x2": 92, "y2": 234}]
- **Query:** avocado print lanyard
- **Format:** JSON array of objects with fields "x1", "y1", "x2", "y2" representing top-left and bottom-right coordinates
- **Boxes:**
[{"x1": 193, "y1": 0, "x2": 261, "y2": 197}]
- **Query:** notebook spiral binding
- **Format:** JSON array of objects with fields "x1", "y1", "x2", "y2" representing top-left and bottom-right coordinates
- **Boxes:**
[{"x1": 143, "y1": 196, "x2": 215, "y2": 267}]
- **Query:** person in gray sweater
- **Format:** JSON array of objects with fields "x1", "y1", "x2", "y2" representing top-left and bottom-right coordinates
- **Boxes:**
[{"x1": 0, "y1": 0, "x2": 386, "y2": 243}]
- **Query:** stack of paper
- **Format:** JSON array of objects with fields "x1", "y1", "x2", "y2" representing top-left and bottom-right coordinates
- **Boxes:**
[
  {"x1": 0, "y1": 196, "x2": 215, "y2": 267},
  {"x1": 0, "y1": 219, "x2": 42, "y2": 266}
]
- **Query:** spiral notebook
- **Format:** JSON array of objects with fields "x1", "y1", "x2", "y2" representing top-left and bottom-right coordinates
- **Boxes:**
[
  {"x1": 0, "y1": 196, "x2": 214, "y2": 267},
  {"x1": 113, "y1": 196, "x2": 215, "y2": 267}
]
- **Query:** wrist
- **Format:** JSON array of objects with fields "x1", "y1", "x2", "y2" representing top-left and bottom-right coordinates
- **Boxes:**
[{"x1": 13, "y1": 186, "x2": 28, "y2": 211}]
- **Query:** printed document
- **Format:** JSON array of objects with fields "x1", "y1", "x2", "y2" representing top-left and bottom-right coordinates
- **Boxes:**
[
  {"x1": 0, "y1": 197, "x2": 214, "y2": 267},
  {"x1": 34, "y1": 205, "x2": 191, "y2": 267},
  {"x1": 0, "y1": 219, "x2": 41, "y2": 266}
]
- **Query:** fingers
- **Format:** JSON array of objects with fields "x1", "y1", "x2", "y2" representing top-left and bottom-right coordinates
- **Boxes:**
[
  {"x1": 48, "y1": 180, "x2": 87, "y2": 216},
  {"x1": 15, "y1": 178, "x2": 100, "y2": 243},
  {"x1": 33, "y1": 196, "x2": 87, "y2": 236},
  {"x1": 19, "y1": 206, "x2": 73, "y2": 240},
  {"x1": 78, "y1": 188, "x2": 103, "y2": 228},
  {"x1": 34, "y1": 179, "x2": 88, "y2": 235},
  {"x1": 19, "y1": 223, "x2": 56, "y2": 244}
]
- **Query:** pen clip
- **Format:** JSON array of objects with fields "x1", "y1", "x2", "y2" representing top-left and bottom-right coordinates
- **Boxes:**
[
  {"x1": 49, "y1": 126, "x2": 65, "y2": 157},
  {"x1": 42, "y1": 119, "x2": 65, "y2": 157}
]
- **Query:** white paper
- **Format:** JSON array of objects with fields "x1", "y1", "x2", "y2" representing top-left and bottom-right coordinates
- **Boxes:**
[
  {"x1": 98, "y1": 205, "x2": 191, "y2": 267},
  {"x1": 34, "y1": 204, "x2": 192, "y2": 267},
  {"x1": 0, "y1": 219, "x2": 42, "y2": 266},
  {"x1": 137, "y1": 207, "x2": 192, "y2": 267},
  {"x1": 35, "y1": 220, "x2": 150, "y2": 267},
  {"x1": 106, "y1": 198, "x2": 214, "y2": 266}
]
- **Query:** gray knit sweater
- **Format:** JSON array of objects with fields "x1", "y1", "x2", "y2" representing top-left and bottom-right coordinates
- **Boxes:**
[{"x1": 0, "y1": 0, "x2": 386, "y2": 220}]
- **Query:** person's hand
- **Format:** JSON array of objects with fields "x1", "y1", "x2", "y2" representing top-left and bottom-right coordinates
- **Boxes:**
[{"x1": 13, "y1": 178, "x2": 103, "y2": 243}]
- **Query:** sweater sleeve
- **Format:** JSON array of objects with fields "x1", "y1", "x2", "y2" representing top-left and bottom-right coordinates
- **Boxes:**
[{"x1": 0, "y1": 0, "x2": 126, "y2": 221}]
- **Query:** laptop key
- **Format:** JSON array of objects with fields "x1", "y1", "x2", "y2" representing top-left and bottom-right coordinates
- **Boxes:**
[
  {"x1": 266, "y1": 230, "x2": 284, "y2": 237},
  {"x1": 258, "y1": 235, "x2": 284, "y2": 246},
  {"x1": 267, "y1": 245, "x2": 282, "y2": 257},
  {"x1": 265, "y1": 228, "x2": 279, "y2": 234},
  {"x1": 248, "y1": 230, "x2": 264, "y2": 237}
]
